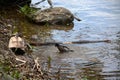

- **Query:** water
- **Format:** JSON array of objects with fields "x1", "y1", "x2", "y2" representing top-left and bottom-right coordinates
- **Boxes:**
[
  {"x1": 1, "y1": 0, "x2": 120, "y2": 79},
  {"x1": 30, "y1": 0, "x2": 120, "y2": 79}
]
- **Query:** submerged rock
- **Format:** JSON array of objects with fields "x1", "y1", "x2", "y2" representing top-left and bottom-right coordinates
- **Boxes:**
[{"x1": 31, "y1": 7, "x2": 75, "y2": 25}]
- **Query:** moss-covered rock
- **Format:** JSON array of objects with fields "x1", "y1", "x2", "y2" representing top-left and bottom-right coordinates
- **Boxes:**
[{"x1": 30, "y1": 7, "x2": 74, "y2": 25}]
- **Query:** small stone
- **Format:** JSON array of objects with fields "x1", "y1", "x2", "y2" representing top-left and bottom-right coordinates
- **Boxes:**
[{"x1": 31, "y1": 35, "x2": 38, "y2": 41}]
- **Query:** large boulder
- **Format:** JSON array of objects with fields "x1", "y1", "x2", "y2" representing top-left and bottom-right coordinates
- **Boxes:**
[{"x1": 31, "y1": 7, "x2": 74, "y2": 25}]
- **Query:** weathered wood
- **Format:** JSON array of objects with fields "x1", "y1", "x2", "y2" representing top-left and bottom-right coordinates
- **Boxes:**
[
  {"x1": 29, "y1": 40, "x2": 111, "y2": 46},
  {"x1": 71, "y1": 40, "x2": 111, "y2": 44},
  {"x1": 29, "y1": 42, "x2": 62, "y2": 46},
  {"x1": 74, "y1": 16, "x2": 81, "y2": 21}
]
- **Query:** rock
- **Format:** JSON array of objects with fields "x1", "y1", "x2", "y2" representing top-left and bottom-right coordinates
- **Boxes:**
[
  {"x1": 30, "y1": 34, "x2": 39, "y2": 41},
  {"x1": 31, "y1": 7, "x2": 74, "y2": 25}
]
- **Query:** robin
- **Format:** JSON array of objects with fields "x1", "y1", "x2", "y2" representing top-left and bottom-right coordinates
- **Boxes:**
[{"x1": 55, "y1": 43, "x2": 73, "y2": 53}]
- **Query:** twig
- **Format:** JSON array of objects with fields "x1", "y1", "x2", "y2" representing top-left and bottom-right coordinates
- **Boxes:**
[
  {"x1": 33, "y1": 57, "x2": 43, "y2": 75},
  {"x1": 15, "y1": 57, "x2": 26, "y2": 67},
  {"x1": 15, "y1": 58, "x2": 26, "y2": 63}
]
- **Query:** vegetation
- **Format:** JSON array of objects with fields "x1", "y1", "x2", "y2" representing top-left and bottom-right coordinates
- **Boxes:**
[{"x1": 19, "y1": 5, "x2": 38, "y2": 18}]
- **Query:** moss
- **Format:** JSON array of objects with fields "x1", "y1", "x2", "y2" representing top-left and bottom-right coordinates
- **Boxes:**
[{"x1": 19, "y1": 5, "x2": 38, "y2": 18}]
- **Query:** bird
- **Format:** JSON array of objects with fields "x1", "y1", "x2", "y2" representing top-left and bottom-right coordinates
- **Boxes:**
[{"x1": 55, "y1": 43, "x2": 73, "y2": 53}]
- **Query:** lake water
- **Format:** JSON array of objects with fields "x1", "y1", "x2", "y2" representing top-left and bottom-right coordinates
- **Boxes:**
[{"x1": 30, "y1": 0, "x2": 120, "y2": 80}]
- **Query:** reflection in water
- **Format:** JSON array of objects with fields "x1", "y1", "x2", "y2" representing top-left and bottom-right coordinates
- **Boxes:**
[{"x1": 80, "y1": 67, "x2": 103, "y2": 80}]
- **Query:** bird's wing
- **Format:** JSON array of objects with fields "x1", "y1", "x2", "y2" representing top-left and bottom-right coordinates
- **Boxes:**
[
  {"x1": 63, "y1": 45, "x2": 74, "y2": 52},
  {"x1": 63, "y1": 46, "x2": 70, "y2": 50}
]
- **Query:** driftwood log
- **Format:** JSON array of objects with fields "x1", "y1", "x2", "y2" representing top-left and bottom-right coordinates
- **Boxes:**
[{"x1": 29, "y1": 40, "x2": 111, "y2": 46}]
